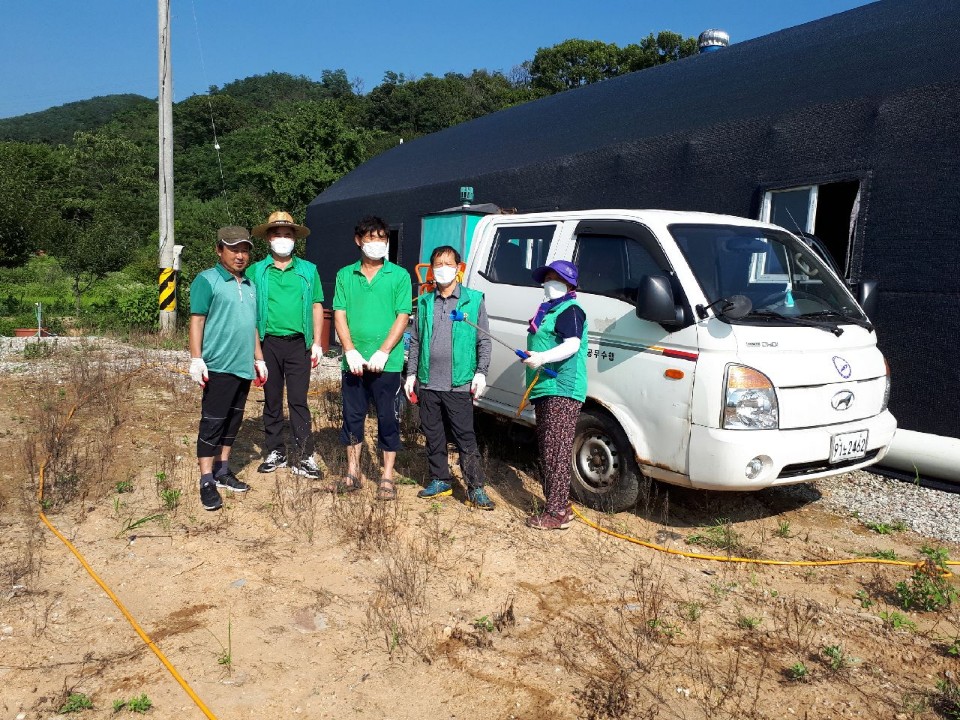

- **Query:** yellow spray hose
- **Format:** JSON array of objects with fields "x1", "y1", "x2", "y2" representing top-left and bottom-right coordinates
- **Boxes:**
[
  {"x1": 570, "y1": 505, "x2": 959, "y2": 575},
  {"x1": 36, "y1": 375, "x2": 220, "y2": 720}
]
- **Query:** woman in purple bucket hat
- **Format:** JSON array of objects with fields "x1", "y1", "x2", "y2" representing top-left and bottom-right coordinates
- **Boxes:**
[{"x1": 522, "y1": 260, "x2": 588, "y2": 530}]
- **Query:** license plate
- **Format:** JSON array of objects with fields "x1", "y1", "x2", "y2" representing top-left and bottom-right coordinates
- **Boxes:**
[{"x1": 830, "y1": 430, "x2": 868, "y2": 463}]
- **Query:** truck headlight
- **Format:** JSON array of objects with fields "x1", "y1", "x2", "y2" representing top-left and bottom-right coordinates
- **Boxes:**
[
  {"x1": 723, "y1": 365, "x2": 779, "y2": 430},
  {"x1": 881, "y1": 358, "x2": 891, "y2": 412}
]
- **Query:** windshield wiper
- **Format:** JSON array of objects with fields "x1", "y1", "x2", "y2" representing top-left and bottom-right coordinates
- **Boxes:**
[
  {"x1": 798, "y1": 310, "x2": 874, "y2": 333},
  {"x1": 744, "y1": 310, "x2": 844, "y2": 336}
]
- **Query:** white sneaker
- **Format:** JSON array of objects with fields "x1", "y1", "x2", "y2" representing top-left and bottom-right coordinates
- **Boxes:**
[{"x1": 291, "y1": 456, "x2": 320, "y2": 479}]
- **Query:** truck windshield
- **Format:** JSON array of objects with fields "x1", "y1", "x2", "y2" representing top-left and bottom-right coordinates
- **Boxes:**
[{"x1": 668, "y1": 224, "x2": 869, "y2": 326}]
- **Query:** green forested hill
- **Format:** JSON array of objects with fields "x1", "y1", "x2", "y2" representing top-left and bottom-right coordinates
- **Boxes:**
[{"x1": 0, "y1": 94, "x2": 154, "y2": 145}]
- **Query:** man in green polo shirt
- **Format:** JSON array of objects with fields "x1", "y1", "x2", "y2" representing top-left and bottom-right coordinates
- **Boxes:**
[
  {"x1": 189, "y1": 226, "x2": 267, "y2": 511},
  {"x1": 247, "y1": 211, "x2": 325, "y2": 479},
  {"x1": 331, "y1": 215, "x2": 412, "y2": 500}
]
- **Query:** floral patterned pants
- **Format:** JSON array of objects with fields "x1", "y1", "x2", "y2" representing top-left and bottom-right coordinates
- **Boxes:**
[{"x1": 533, "y1": 395, "x2": 582, "y2": 516}]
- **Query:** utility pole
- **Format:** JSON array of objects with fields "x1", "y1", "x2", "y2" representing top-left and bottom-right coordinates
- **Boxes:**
[{"x1": 158, "y1": 0, "x2": 177, "y2": 335}]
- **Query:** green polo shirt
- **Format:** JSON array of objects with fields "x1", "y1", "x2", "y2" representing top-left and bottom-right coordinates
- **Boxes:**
[
  {"x1": 189, "y1": 263, "x2": 258, "y2": 379},
  {"x1": 263, "y1": 258, "x2": 324, "y2": 336},
  {"x1": 332, "y1": 260, "x2": 412, "y2": 373}
]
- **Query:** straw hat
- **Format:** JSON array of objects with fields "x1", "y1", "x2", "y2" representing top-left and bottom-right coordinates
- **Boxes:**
[{"x1": 252, "y1": 211, "x2": 310, "y2": 239}]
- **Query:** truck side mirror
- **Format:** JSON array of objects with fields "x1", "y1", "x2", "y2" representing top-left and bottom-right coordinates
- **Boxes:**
[
  {"x1": 857, "y1": 279, "x2": 880, "y2": 319},
  {"x1": 636, "y1": 275, "x2": 684, "y2": 328}
]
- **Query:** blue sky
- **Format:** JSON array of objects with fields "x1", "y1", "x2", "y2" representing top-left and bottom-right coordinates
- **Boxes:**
[{"x1": 0, "y1": 0, "x2": 874, "y2": 119}]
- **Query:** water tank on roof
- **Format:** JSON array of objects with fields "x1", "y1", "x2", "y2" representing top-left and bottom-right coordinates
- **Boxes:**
[{"x1": 698, "y1": 29, "x2": 730, "y2": 53}]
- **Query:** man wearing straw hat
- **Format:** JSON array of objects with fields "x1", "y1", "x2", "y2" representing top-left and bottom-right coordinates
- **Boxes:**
[{"x1": 247, "y1": 211, "x2": 325, "y2": 479}]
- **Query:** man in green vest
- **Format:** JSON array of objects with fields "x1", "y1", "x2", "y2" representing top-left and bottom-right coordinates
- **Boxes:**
[
  {"x1": 247, "y1": 211, "x2": 325, "y2": 479},
  {"x1": 405, "y1": 245, "x2": 495, "y2": 510}
]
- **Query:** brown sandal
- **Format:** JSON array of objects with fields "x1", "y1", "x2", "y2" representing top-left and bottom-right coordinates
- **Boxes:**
[
  {"x1": 376, "y1": 479, "x2": 397, "y2": 501},
  {"x1": 326, "y1": 473, "x2": 362, "y2": 494}
]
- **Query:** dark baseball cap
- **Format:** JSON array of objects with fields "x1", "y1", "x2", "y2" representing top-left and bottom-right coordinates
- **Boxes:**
[{"x1": 217, "y1": 226, "x2": 252, "y2": 246}]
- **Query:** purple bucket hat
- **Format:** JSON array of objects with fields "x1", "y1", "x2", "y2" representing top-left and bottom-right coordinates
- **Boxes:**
[{"x1": 531, "y1": 260, "x2": 579, "y2": 287}]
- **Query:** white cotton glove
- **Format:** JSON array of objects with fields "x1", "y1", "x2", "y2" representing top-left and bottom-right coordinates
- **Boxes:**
[
  {"x1": 366, "y1": 350, "x2": 389, "y2": 373},
  {"x1": 404, "y1": 375, "x2": 417, "y2": 401},
  {"x1": 345, "y1": 349, "x2": 366, "y2": 375},
  {"x1": 470, "y1": 373, "x2": 486, "y2": 396},
  {"x1": 189, "y1": 357, "x2": 209, "y2": 387},
  {"x1": 310, "y1": 343, "x2": 322, "y2": 368},
  {"x1": 523, "y1": 337, "x2": 581, "y2": 369},
  {"x1": 254, "y1": 360, "x2": 268, "y2": 387},
  {"x1": 521, "y1": 351, "x2": 544, "y2": 369}
]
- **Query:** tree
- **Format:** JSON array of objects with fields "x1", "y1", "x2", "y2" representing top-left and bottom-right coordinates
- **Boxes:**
[
  {"x1": 0, "y1": 142, "x2": 66, "y2": 266},
  {"x1": 242, "y1": 100, "x2": 372, "y2": 213}
]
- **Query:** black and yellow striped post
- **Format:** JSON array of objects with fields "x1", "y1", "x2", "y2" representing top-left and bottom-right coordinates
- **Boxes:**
[{"x1": 159, "y1": 267, "x2": 177, "y2": 313}]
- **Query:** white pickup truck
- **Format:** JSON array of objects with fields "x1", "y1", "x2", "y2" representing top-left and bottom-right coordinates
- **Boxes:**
[{"x1": 459, "y1": 209, "x2": 895, "y2": 511}]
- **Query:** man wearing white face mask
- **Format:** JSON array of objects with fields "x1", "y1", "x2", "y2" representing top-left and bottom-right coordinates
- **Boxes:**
[
  {"x1": 331, "y1": 216, "x2": 412, "y2": 500},
  {"x1": 405, "y1": 245, "x2": 494, "y2": 510},
  {"x1": 247, "y1": 211, "x2": 325, "y2": 479}
]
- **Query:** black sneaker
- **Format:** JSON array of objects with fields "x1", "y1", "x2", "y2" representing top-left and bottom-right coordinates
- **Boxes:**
[
  {"x1": 291, "y1": 456, "x2": 320, "y2": 479},
  {"x1": 200, "y1": 481, "x2": 222, "y2": 511},
  {"x1": 257, "y1": 449, "x2": 287, "y2": 473},
  {"x1": 215, "y1": 470, "x2": 250, "y2": 493}
]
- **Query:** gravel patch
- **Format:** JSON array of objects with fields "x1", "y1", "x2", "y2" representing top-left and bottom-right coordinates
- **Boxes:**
[{"x1": 814, "y1": 469, "x2": 960, "y2": 544}]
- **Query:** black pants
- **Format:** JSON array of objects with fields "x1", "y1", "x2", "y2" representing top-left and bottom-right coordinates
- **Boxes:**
[
  {"x1": 262, "y1": 334, "x2": 314, "y2": 457},
  {"x1": 340, "y1": 371, "x2": 402, "y2": 452},
  {"x1": 197, "y1": 372, "x2": 251, "y2": 458},
  {"x1": 418, "y1": 389, "x2": 485, "y2": 489}
]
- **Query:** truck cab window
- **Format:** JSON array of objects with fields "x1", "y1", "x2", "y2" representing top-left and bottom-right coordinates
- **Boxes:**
[
  {"x1": 574, "y1": 232, "x2": 665, "y2": 303},
  {"x1": 485, "y1": 224, "x2": 556, "y2": 286}
]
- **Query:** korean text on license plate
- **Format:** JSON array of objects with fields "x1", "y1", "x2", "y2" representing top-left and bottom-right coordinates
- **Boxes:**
[{"x1": 829, "y1": 430, "x2": 868, "y2": 463}]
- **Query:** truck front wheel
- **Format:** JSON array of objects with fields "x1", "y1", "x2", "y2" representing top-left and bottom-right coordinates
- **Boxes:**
[{"x1": 570, "y1": 408, "x2": 641, "y2": 512}]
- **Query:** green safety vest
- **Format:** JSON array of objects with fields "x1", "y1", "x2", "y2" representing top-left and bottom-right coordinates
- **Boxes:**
[
  {"x1": 247, "y1": 256, "x2": 321, "y2": 350},
  {"x1": 526, "y1": 298, "x2": 588, "y2": 402},
  {"x1": 416, "y1": 285, "x2": 483, "y2": 387}
]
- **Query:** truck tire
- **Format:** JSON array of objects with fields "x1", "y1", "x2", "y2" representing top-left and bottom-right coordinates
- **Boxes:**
[{"x1": 570, "y1": 408, "x2": 641, "y2": 512}]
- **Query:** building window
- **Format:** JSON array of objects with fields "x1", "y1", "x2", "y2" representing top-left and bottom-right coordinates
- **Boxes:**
[{"x1": 760, "y1": 180, "x2": 860, "y2": 279}]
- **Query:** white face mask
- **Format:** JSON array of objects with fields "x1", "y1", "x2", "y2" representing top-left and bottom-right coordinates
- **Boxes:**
[
  {"x1": 543, "y1": 280, "x2": 568, "y2": 300},
  {"x1": 270, "y1": 238, "x2": 295, "y2": 257},
  {"x1": 362, "y1": 241, "x2": 388, "y2": 260},
  {"x1": 432, "y1": 266, "x2": 457, "y2": 285}
]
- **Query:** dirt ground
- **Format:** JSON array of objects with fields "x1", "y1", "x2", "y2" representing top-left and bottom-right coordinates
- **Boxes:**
[{"x1": 1, "y1": 342, "x2": 958, "y2": 720}]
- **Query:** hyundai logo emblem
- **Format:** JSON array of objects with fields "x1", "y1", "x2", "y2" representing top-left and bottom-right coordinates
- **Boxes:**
[
  {"x1": 831, "y1": 390, "x2": 855, "y2": 411},
  {"x1": 832, "y1": 355, "x2": 852, "y2": 379}
]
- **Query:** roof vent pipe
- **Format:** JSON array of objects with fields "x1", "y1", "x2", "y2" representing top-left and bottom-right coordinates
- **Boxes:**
[
  {"x1": 698, "y1": 29, "x2": 730, "y2": 53},
  {"x1": 460, "y1": 186, "x2": 474, "y2": 207}
]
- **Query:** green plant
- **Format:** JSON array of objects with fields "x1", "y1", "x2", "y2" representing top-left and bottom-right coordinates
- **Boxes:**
[
  {"x1": 217, "y1": 618, "x2": 233, "y2": 670},
  {"x1": 947, "y1": 637, "x2": 960, "y2": 657},
  {"x1": 115, "y1": 480, "x2": 133, "y2": 493},
  {"x1": 879, "y1": 611, "x2": 916, "y2": 631},
  {"x1": 788, "y1": 662, "x2": 809, "y2": 682},
  {"x1": 60, "y1": 692, "x2": 93, "y2": 712},
  {"x1": 23, "y1": 341, "x2": 55, "y2": 360},
  {"x1": 736, "y1": 614, "x2": 761, "y2": 630},
  {"x1": 112, "y1": 699, "x2": 126, "y2": 712},
  {"x1": 686, "y1": 518, "x2": 745, "y2": 554},
  {"x1": 774, "y1": 519, "x2": 791, "y2": 538},
  {"x1": 126, "y1": 694, "x2": 152, "y2": 713},
  {"x1": 160, "y1": 488, "x2": 181, "y2": 511},
  {"x1": 896, "y1": 546, "x2": 958, "y2": 611},
  {"x1": 854, "y1": 589, "x2": 873, "y2": 609},
  {"x1": 116, "y1": 513, "x2": 165, "y2": 538},
  {"x1": 866, "y1": 549, "x2": 897, "y2": 560},
  {"x1": 864, "y1": 519, "x2": 907, "y2": 534},
  {"x1": 935, "y1": 672, "x2": 960, "y2": 719},
  {"x1": 680, "y1": 601, "x2": 703, "y2": 621},
  {"x1": 821, "y1": 644, "x2": 858, "y2": 672},
  {"x1": 472, "y1": 615, "x2": 495, "y2": 633}
]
